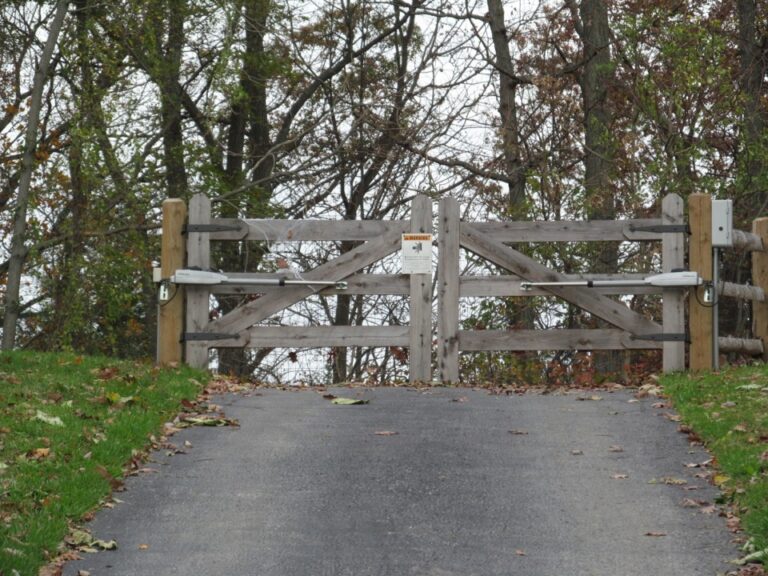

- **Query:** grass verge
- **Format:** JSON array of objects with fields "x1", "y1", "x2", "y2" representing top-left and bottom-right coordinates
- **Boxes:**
[
  {"x1": 663, "y1": 365, "x2": 768, "y2": 561},
  {"x1": 0, "y1": 350, "x2": 206, "y2": 576}
]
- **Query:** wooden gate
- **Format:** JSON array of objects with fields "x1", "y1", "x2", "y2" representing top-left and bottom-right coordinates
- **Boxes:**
[
  {"x1": 436, "y1": 194, "x2": 687, "y2": 383},
  {"x1": 158, "y1": 193, "x2": 433, "y2": 383},
  {"x1": 159, "y1": 192, "x2": 768, "y2": 382}
]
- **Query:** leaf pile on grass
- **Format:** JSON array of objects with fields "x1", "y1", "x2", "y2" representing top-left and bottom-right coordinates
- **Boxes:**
[
  {"x1": 663, "y1": 365, "x2": 768, "y2": 570},
  {"x1": 0, "y1": 351, "x2": 207, "y2": 576}
]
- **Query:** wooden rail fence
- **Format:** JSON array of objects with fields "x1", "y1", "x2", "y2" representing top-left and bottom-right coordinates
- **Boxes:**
[{"x1": 157, "y1": 192, "x2": 768, "y2": 381}]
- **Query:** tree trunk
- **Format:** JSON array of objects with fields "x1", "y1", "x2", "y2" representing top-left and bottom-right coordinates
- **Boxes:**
[
  {"x1": 576, "y1": 0, "x2": 620, "y2": 376},
  {"x1": 2, "y1": 0, "x2": 69, "y2": 350},
  {"x1": 486, "y1": 0, "x2": 526, "y2": 214}
]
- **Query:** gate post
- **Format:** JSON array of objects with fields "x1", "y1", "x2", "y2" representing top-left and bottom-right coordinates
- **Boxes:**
[
  {"x1": 437, "y1": 197, "x2": 460, "y2": 383},
  {"x1": 157, "y1": 198, "x2": 186, "y2": 365},
  {"x1": 409, "y1": 195, "x2": 433, "y2": 383},
  {"x1": 185, "y1": 193, "x2": 212, "y2": 368},
  {"x1": 661, "y1": 193, "x2": 685, "y2": 372},
  {"x1": 689, "y1": 194, "x2": 714, "y2": 370},
  {"x1": 752, "y1": 218, "x2": 768, "y2": 361}
]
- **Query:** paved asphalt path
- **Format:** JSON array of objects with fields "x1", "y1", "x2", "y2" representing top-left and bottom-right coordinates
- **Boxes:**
[{"x1": 63, "y1": 387, "x2": 737, "y2": 576}]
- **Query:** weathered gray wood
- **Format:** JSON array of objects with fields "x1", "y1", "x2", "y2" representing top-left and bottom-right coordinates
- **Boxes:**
[
  {"x1": 438, "y1": 197, "x2": 460, "y2": 383},
  {"x1": 210, "y1": 218, "x2": 409, "y2": 242},
  {"x1": 205, "y1": 228, "x2": 403, "y2": 336},
  {"x1": 211, "y1": 274, "x2": 410, "y2": 296},
  {"x1": 718, "y1": 336, "x2": 764, "y2": 356},
  {"x1": 238, "y1": 326, "x2": 409, "y2": 349},
  {"x1": 458, "y1": 329, "x2": 662, "y2": 351},
  {"x1": 662, "y1": 193, "x2": 685, "y2": 372},
  {"x1": 460, "y1": 275, "x2": 660, "y2": 297},
  {"x1": 460, "y1": 224, "x2": 662, "y2": 335},
  {"x1": 409, "y1": 195, "x2": 433, "y2": 383},
  {"x1": 732, "y1": 228, "x2": 764, "y2": 252},
  {"x1": 184, "y1": 194, "x2": 212, "y2": 368},
  {"x1": 718, "y1": 281, "x2": 765, "y2": 302},
  {"x1": 471, "y1": 218, "x2": 664, "y2": 242}
]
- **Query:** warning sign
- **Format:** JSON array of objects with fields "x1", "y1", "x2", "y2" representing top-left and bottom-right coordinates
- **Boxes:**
[{"x1": 402, "y1": 233, "x2": 433, "y2": 274}]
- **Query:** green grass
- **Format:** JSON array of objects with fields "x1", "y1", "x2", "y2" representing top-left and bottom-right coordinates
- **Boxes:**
[
  {"x1": 0, "y1": 350, "x2": 206, "y2": 575},
  {"x1": 663, "y1": 364, "x2": 768, "y2": 553}
]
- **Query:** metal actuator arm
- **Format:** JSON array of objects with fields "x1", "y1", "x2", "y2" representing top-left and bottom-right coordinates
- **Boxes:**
[
  {"x1": 170, "y1": 269, "x2": 348, "y2": 290},
  {"x1": 520, "y1": 271, "x2": 702, "y2": 291}
]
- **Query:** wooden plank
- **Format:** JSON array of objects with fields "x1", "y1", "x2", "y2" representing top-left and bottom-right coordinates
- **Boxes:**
[
  {"x1": 210, "y1": 218, "x2": 410, "y2": 242},
  {"x1": 752, "y1": 218, "x2": 768, "y2": 360},
  {"x1": 157, "y1": 199, "x2": 186, "y2": 366},
  {"x1": 460, "y1": 223, "x2": 662, "y2": 335},
  {"x1": 662, "y1": 193, "x2": 685, "y2": 372},
  {"x1": 718, "y1": 281, "x2": 765, "y2": 302},
  {"x1": 438, "y1": 197, "x2": 460, "y2": 383},
  {"x1": 460, "y1": 275, "x2": 660, "y2": 297},
  {"x1": 409, "y1": 195, "x2": 433, "y2": 383},
  {"x1": 732, "y1": 229, "x2": 764, "y2": 252},
  {"x1": 204, "y1": 228, "x2": 403, "y2": 337},
  {"x1": 689, "y1": 194, "x2": 713, "y2": 371},
  {"x1": 238, "y1": 326, "x2": 409, "y2": 349},
  {"x1": 185, "y1": 194, "x2": 212, "y2": 369},
  {"x1": 211, "y1": 274, "x2": 409, "y2": 296},
  {"x1": 718, "y1": 337, "x2": 764, "y2": 356},
  {"x1": 458, "y1": 329, "x2": 662, "y2": 351},
  {"x1": 471, "y1": 218, "x2": 664, "y2": 242}
]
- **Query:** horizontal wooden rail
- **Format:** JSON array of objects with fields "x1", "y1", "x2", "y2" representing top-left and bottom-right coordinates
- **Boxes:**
[
  {"x1": 718, "y1": 336, "x2": 764, "y2": 356},
  {"x1": 244, "y1": 326, "x2": 409, "y2": 348},
  {"x1": 470, "y1": 219, "x2": 666, "y2": 242},
  {"x1": 212, "y1": 274, "x2": 410, "y2": 295},
  {"x1": 732, "y1": 229, "x2": 764, "y2": 252},
  {"x1": 458, "y1": 329, "x2": 662, "y2": 351},
  {"x1": 718, "y1": 281, "x2": 765, "y2": 302},
  {"x1": 208, "y1": 218, "x2": 410, "y2": 241}
]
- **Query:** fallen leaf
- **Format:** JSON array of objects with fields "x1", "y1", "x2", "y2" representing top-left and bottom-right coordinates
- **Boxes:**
[
  {"x1": 713, "y1": 474, "x2": 731, "y2": 487},
  {"x1": 644, "y1": 531, "x2": 667, "y2": 537},
  {"x1": 700, "y1": 505, "x2": 717, "y2": 515},
  {"x1": 451, "y1": 396, "x2": 468, "y2": 403},
  {"x1": 77, "y1": 571, "x2": 91, "y2": 576},
  {"x1": 177, "y1": 415, "x2": 239, "y2": 427},
  {"x1": 35, "y1": 410, "x2": 64, "y2": 427},
  {"x1": 577, "y1": 395, "x2": 602, "y2": 401},
  {"x1": 680, "y1": 498, "x2": 707, "y2": 508},
  {"x1": 138, "y1": 544, "x2": 149, "y2": 550},
  {"x1": 608, "y1": 445, "x2": 624, "y2": 453},
  {"x1": 30, "y1": 447, "x2": 51, "y2": 460},
  {"x1": 94, "y1": 465, "x2": 124, "y2": 491},
  {"x1": 611, "y1": 473, "x2": 629, "y2": 480},
  {"x1": 651, "y1": 402, "x2": 667, "y2": 409},
  {"x1": 508, "y1": 430, "x2": 528, "y2": 435},
  {"x1": 38, "y1": 564, "x2": 62, "y2": 576},
  {"x1": 721, "y1": 401, "x2": 737, "y2": 408},
  {"x1": 515, "y1": 549, "x2": 526, "y2": 556},
  {"x1": 732, "y1": 423, "x2": 749, "y2": 433},
  {"x1": 649, "y1": 477, "x2": 687, "y2": 485},
  {"x1": 374, "y1": 431, "x2": 398, "y2": 436},
  {"x1": 571, "y1": 449, "x2": 584, "y2": 456},
  {"x1": 322, "y1": 394, "x2": 337, "y2": 400},
  {"x1": 662, "y1": 412, "x2": 682, "y2": 422},
  {"x1": 331, "y1": 398, "x2": 369, "y2": 405}
]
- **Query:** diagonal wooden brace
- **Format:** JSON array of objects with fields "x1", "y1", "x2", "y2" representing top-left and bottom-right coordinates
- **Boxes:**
[{"x1": 459, "y1": 223, "x2": 661, "y2": 336}]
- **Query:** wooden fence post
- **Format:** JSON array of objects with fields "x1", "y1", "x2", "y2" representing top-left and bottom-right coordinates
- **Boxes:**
[
  {"x1": 437, "y1": 197, "x2": 460, "y2": 383},
  {"x1": 689, "y1": 194, "x2": 713, "y2": 371},
  {"x1": 157, "y1": 198, "x2": 186, "y2": 365},
  {"x1": 662, "y1": 193, "x2": 685, "y2": 372},
  {"x1": 409, "y1": 195, "x2": 433, "y2": 383},
  {"x1": 752, "y1": 218, "x2": 768, "y2": 361},
  {"x1": 185, "y1": 193, "x2": 211, "y2": 369}
]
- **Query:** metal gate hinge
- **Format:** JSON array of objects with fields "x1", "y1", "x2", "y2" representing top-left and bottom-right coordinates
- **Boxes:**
[
  {"x1": 184, "y1": 223, "x2": 243, "y2": 234},
  {"x1": 628, "y1": 224, "x2": 690, "y2": 235},
  {"x1": 631, "y1": 332, "x2": 689, "y2": 343},
  {"x1": 182, "y1": 332, "x2": 240, "y2": 342}
]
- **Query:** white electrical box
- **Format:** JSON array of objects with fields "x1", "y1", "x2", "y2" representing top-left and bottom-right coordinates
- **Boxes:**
[{"x1": 711, "y1": 199, "x2": 733, "y2": 248}]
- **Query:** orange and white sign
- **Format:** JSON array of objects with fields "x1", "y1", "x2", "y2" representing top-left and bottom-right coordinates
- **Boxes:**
[{"x1": 402, "y1": 234, "x2": 433, "y2": 274}]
